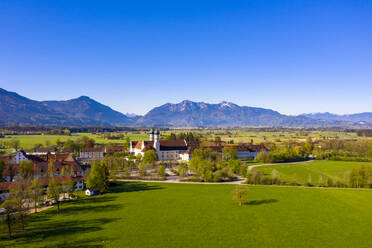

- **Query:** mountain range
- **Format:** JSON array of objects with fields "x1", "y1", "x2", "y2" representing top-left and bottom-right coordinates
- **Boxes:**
[{"x1": 0, "y1": 88, "x2": 371, "y2": 127}]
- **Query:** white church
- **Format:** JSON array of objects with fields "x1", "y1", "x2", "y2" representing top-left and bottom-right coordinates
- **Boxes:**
[
  {"x1": 130, "y1": 130, "x2": 268, "y2": 162},
  {"x1": 130, "y1": 130, "x2": 190, "y2": 161}
]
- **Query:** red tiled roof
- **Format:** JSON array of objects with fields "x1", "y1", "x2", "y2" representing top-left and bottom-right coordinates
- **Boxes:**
[
  {"x1": 0, "y1": 182, "x2": 12, "y2": 191},
  {"x1": 0, "y1": 175, "x2": 85, "y2": 192},
  {"x1": 105, "y1": 145, "x2": 124, "y2": 153}
]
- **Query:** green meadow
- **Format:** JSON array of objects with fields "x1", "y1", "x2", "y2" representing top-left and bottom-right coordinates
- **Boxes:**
[
  {"x1": 2, "y1": 182, "x2": 372, "y2": 248},
  {"x1": 255, "y1": 160, "x2": 372, "y2": 185},
  {"x1": 0, "y1": 132, "x2": 149, "y2": 149},
  {"x1": 2, "y1": 129, "x2": 369, "y2": 150}
]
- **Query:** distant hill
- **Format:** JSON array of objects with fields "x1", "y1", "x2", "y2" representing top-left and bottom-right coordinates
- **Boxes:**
[
  {"x1": 0, "y1": 88, "x2": 133, "y2": 126},
  {"x1": 0, "y1": 88, "x2": 370, "y2": 127},
  {"x1": 135, "y1": 100, "x2": 355, "y2": 127},
  {"x1": 301, "y1": 112, "x2": 372, "y2": 125}
]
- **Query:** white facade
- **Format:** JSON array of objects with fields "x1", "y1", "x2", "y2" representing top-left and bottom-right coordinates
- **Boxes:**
[
  {"x1": 12, "y1": 151, "x2": 29, "y2": 164},
  {"x1": 130, "y1": 131, "x2": 188, "y2": 161}
]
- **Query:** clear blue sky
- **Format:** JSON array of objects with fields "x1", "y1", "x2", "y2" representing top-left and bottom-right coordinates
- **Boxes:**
[{"x1": 1, "y1": 0, "x2": 371, "y2": 115}]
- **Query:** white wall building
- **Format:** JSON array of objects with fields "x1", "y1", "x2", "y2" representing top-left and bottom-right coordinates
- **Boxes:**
[{"x1": 130, "y1": 130, "x2": 188, "y2": 161}]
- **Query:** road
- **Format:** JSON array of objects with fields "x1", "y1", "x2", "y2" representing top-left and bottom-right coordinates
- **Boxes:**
[{"x1": 116, "y1": 160, "x2": 315, "y2": 185}]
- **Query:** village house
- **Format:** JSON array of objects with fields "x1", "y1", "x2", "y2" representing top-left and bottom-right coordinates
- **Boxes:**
[
  {"x1": 0, "y1": 175, "x2": 85, "y2": 202},
  {"x1": 78, "y1": 147, "x2": 104, "y2": 161},
  {"x1": 0, "y1": 150, "x2": 29, "y2": 165},
  {"x1": 1, "y1": 153, "x2": 84, "y2": 182}
]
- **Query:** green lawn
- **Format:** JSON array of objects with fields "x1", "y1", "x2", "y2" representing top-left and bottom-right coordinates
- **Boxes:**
[
  {"x1": 2, "y1": 182, "x2": 372, "y2": 247},
  {"x1": 255, "y1": 160, "x2": 372, "y2": 185}
]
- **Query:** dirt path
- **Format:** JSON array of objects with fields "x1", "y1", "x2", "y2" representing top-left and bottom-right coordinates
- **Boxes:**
[
  {"x1": 247, "y1": 160, "x2": 314, "y2": 171},
  {"x1": 27, "y1": 205, "x2": 53, "y2": 214}
]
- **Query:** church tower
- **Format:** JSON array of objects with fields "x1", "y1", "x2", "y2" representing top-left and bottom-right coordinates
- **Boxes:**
[
  {"x1": 149, "y1": 129, "x2": 155, "y2": 141},
  {"x1": 154, "y1": 130, "x2": 160, "y2": 151}
]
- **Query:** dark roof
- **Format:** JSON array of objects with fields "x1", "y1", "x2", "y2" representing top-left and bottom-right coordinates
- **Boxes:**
[
  {"x1": 159, "y1": 140, "x2": 187, "y2": 151},
  {"x1": 80, "y1": 147, "x2": 104, "y2": 152},
  {"x1": 24, "y1": 147, "x2": 57, "y2": 153}
]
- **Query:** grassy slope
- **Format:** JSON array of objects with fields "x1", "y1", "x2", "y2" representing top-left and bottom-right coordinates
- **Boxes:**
[
  {"x1": 2, "y1": 182, "x2": 372, "y2": 248},
  {"x1": 255, "y1": 160, "x2": 372, "y2": 184}
]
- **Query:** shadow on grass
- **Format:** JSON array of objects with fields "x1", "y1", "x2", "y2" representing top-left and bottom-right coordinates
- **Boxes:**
[
  {"x1": 41, "y1": 236, "x2": 113, "y2": 248},
  {"x1": 49, "y1": 236, "x2": 115, "y2": 248},
  {"x1": 109, "y1": 181, "x2": 163, "y2": 193},
  {"x1": 1, "y1": 218, "x2": 118, "y2": 247},
  {"x1": 67, "y1": 195, "x2": 118, "y2": 205},
  {"x1": 245, "y1": 199, "x2": 278, "y2": 205},
  {"x1": 60, "y1": 203, "x2": 123, "y2": 216}
]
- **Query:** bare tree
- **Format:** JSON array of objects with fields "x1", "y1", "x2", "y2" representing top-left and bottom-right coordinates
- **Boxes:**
[{"x1": 232, "y1": 185, "x2": 249, "y2": 206}]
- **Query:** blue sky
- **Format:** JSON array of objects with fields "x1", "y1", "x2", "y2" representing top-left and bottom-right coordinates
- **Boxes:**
[{"x1": 1, "y1": 0, "x2": 371, "y2": 115}]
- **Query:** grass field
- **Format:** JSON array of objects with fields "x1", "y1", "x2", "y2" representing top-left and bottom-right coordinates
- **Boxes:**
[
  {"x1": 0, "y1": 132, "x2": 149, "y2": 149},
  {"x1": 2, "y1": 182, "x2": 372, "y2": 248},
  {"x1": 255, "y1": 160, "x2": 372, "y2": 185},
  {"x1": 1, "y1": 129, "x2": 370, "y2": 150}
]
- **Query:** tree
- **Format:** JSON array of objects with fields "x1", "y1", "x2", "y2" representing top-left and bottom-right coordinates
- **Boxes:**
[
  {"x1": 123, "y1": 136, "x2": 131, "y2": 150},
  {"x1": 86, "y1": 161, "x2": 109, "y2": 192},
  {"x1": 9, "y1": 139, "x2": 20, "y2": 151},
  {"x1": 318, "y1": 174, "x2": 324, "y2": 187},
  {"x1": 0, "y1": 199, "x2": 17, "y2": 239},
  {"x1": 47, "y1": 178, "x2": 62, "y2": 212},
  {"x1": 62, "y1": 177, "x2": 75, "y2": 199},
  {"x1": 10, "y1": 180, "x2": 31, "y2": 231},
  {"x1": 0, "y1": 160, "x2": 4, "y2": 181},
  {"x1": 232, "y1": 185, "x2": 249, "y2": 206},
  {"x1": 18, "y1": 160, "x2": 34, "y2": 179},
  {"x1": 30, "y1": 178, "x2": 43, "y2": 213},
  {"x1": 222, "y1": 147, "x2": 237, "y2": 160},
  {"x1": 47, "y1": 159, "x2": 55, "y2": 177},
  {"x1": 291, "y1": 173, "x2": 298, "y2": 186},
  {"x1": 228, "y1": 159, "x2": 240, "y2": 173},
  {"x1": 271, "y1": 169, "x2": 279, "y2": 185},
  {"x1": 178, "y1": 163, "x2": 188, "y2": 177},
  {"x1": 33, "y1": 143, "x2": 43, "y2": 149},
  {"x1": 256, "y1": 151, "x2": 272, "y2": 163},
  {"x1": 143, "y1": 150, "x2": 158, "y2": 165},
  {"x1": 158, "y1": 165, "x2": 166, "y2": 178},
  {"x1": 138, "y1": 162, "x2": 146, "y2": 176}
]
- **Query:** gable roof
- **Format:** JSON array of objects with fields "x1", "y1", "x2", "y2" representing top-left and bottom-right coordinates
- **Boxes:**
[{"x1": 159, "y1": 140, "x2": 187, "y2": 151}]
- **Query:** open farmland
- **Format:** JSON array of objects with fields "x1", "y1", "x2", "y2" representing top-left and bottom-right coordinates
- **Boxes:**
[{"x1": 1, "y1": 129, "x2": 370, "y2": 150}]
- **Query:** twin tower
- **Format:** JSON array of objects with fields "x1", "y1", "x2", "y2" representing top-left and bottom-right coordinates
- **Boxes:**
[{"x1": 150, "y1": 129, "x2": 160, "y2": 151}]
